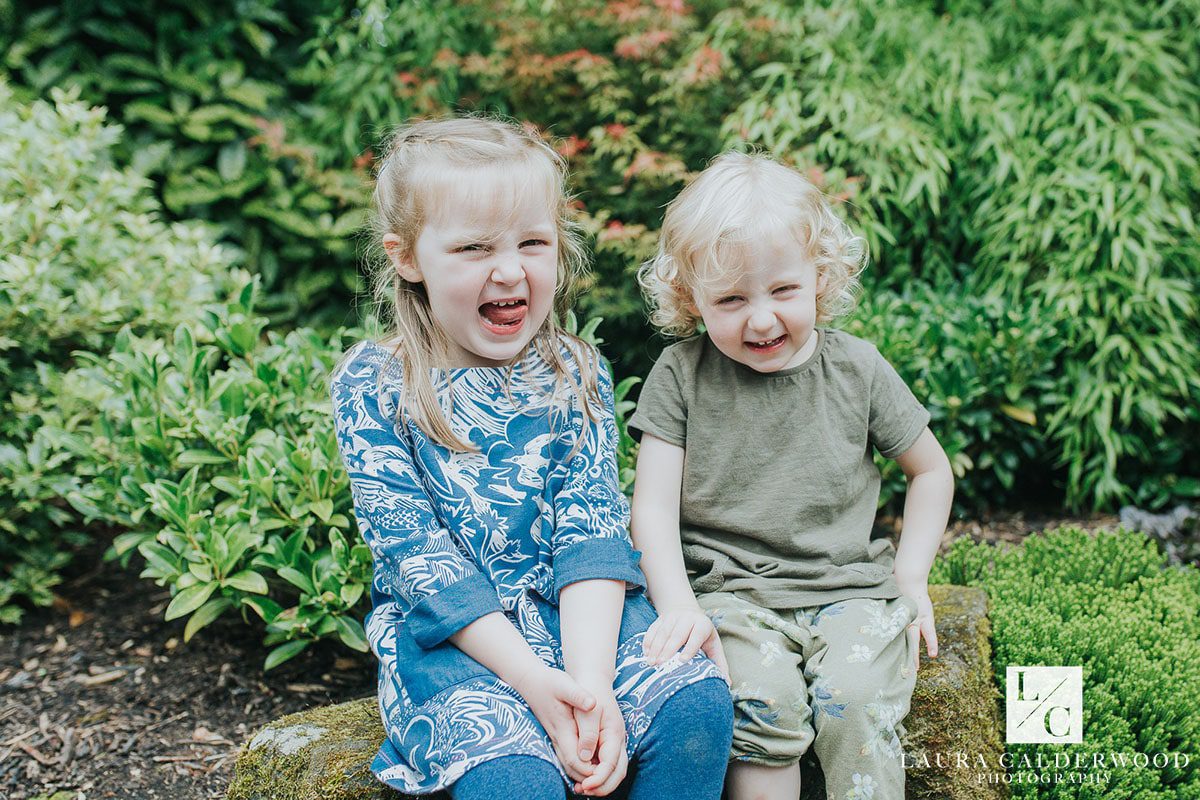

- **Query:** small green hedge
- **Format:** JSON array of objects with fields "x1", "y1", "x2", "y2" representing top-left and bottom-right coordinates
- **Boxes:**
[
  {"x1": 0, "y1": 83, "x2": 237, "y2": 621},
  {"x1": 931, "y1": 527, "x2": 1200, "y2": 798}
]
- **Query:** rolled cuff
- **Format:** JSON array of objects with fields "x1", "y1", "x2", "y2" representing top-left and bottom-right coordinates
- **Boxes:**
[
  {"x1": 626, "y1": 411, "x2": 685, "y2": 447},
  {"x1": 553, "y1": 536, "x2": 647, "y2": 597},
  {"x1": 876, "y1": 408, "x2": 932, "y2": 459},
  {"x1": 406, "y1": 572, "x2": 504, "y2": 649}
]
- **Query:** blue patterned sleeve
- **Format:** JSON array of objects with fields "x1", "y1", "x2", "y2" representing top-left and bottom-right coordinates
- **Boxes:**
[
  {"x1": 550, "y1": 346, "x2": 646, "y2": 597},
  {"x1": 330, "y1": 345, "x2": 503, "y2": 648}
]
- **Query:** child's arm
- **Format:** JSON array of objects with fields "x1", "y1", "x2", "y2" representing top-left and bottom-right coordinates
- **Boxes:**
[
  {"x1": 892, "y1": 426, "x2": 955, "y2": 662},
  {"x1": 549, "y1": 350, "x2": 644, "y2": 796},
  {"x1": 629, "y1": 434, "x2": 728, "y2": 674},
  {"x1": 330, "y1": 354, "x2": 501, "y2": 648},
  {"x1": 559, "y1": 578, "x2": 627, "y2": 796}
]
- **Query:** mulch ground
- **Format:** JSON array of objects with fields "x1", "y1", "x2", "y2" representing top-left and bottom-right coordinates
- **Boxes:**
[
  {"x1": 0, "y1": 546, "x2": 374, "y2": 800},
  {"x1": 0, "y1": 509, "x2": 1118, "y2": 800}
]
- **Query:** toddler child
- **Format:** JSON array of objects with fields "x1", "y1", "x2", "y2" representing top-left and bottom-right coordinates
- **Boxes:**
[
  {"x1": 328, "y1": 117, "x2": 731, "y2": 800},
  {"x1": 628, "y1": 151, "x2": 954, "y2": 800}
]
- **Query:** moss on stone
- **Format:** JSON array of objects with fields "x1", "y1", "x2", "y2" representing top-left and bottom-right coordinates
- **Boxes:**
[
  {"x1": 226, "y1": 697, "x2": 414, "y2": 800},
  {"x1": 900, "y1": 584, "x2": 1008, "y2": 800},
  {"x1": 228, "y1": 585, "x2": 1006, "y2": 800}
]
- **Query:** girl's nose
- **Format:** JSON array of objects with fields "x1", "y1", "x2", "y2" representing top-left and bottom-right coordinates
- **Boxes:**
[{"x1": 489, "y1": 251, "x2": 525, "y2": 285}]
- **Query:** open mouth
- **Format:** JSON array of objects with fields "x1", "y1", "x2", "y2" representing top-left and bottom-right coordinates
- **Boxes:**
[
  {"x1": 478, "y1": 299, "x2": 528, "y2": 335},
  {"x1": 745, "y1": 334, "x2": 787, "y2": 353}
]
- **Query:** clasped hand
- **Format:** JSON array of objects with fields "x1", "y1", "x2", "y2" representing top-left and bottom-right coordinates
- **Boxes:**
[{"x1": 511, "y1": 664, "x2": 627, "y2": 796}]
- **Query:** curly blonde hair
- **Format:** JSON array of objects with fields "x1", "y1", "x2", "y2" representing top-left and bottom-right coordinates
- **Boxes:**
[
  {"x1": 355, "y1": 115, "x2": 600, "y2": 452},
  {"x1": 639, "y1": 151, "x2": 867, "y2": 337}
]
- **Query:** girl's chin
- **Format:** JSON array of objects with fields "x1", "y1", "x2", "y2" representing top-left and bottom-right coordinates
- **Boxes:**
[{"x1": 457, "y1": 323, "x2": 542, "y2": 366}]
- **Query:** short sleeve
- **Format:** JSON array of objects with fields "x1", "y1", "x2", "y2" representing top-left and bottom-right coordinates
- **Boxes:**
[
  {"x1": 867, "y1": 347, "x2": 931, "y2": 459},
  {"x1": 330, "y1": 343, "x2": 503, "y2": 648},
  {"x1": 626, "y1": 344, "x2": 689, "y2": 446}
]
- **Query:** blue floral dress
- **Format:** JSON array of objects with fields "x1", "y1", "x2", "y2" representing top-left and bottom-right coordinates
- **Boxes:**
[{"x1": 329, "y1": 338, "x2": 723, "y2": 795}]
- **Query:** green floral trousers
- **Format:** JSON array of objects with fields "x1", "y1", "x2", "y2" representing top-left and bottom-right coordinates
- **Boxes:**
[{"x1": 697, "y1": 592, "x2": 919, "y2": 800}]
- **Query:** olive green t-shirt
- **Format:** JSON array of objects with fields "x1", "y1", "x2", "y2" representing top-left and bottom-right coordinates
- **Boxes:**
[{"x1": 628, "y1": 328, "x2": 931, "y2": 608}]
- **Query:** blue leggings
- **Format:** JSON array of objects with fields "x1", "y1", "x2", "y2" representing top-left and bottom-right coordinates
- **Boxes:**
[{"x1": 449, "y1": 677, "x2": 733, "y2": 800}]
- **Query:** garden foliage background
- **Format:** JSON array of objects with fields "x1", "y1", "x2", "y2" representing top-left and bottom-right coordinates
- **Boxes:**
[{"x1": 2, "y1": 0, "x2": 1198, "y2": 707}]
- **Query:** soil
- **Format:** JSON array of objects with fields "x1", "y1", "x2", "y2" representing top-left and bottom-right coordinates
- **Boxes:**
[
  {"x1": 0, "y1": 542, "x2": 374, "y2": 800},
  {"x1": 0, "y1": 509, "x2": 1119, "y2": 800}
]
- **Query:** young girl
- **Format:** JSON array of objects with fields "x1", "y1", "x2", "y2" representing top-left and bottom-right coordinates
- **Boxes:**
[
  {"x1": 328, "y1": 117, "x2": 731, "y2": 800},
  {"x1": 629, "y1": 151, "x2": 954, "y2": 800}
]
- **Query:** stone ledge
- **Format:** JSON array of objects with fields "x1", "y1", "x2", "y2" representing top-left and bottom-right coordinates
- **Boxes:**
[{"x1": 227, "y1": 585, "x2": 1005, "y2": 800}]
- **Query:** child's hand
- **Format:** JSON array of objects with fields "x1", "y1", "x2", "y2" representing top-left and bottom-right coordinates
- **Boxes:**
[
  {"x1": 642, "y1": 606, "x2": 729, "y2": 677},
  {"x1": 571, "y1": 673, "x2": 628, "y2": 797},
  {"x1": 899, "y1": 586, "x2": 939, "y2": 671},
  {"x1": 510, "y1": 663, "x2": 597, "y2": 783}
]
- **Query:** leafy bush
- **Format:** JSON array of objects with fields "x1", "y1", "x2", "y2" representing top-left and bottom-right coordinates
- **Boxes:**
[
  {"x1": 963, "y1": 3, "x2": 1200, "y2": 510},
  {"x1": 0, "y1": 83, "x2": 236, "y2": 621},
  {"x1": 65, "y1": 279, "x2": 369, "y2": 667},
  {"x1": 2, "y1": 0, "x2": 371, "y2": 321},
  {"x1": 7, "y1": 0, "x2": 1197, "y2": 509},
  {"x1": 843, "y1": 286, "x2": 1064, "y2": 512},
  {"x1": 49, "y1": 292, "x2": 626, "y2": 666},
  {"x1": 932, "y1": 528, "x2": 1200, "y2": 798},
  {"x1": 720, "y1": 1, "x2": 1200, "y2": 508}
]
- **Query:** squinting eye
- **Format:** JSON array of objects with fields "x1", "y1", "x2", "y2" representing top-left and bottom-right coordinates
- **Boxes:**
[
  {"x1": 774, "y1": 285, "x2": 800, "y2": 294},
  {"x1": 455, "y1": 243, "x2": 486, "y2": 253},
  {"x1": 716, "y1": 296, "x2": 743, "y2": 305},
  {"x1": 520, "y1": 239, "x2": 550, "y2": 248}
]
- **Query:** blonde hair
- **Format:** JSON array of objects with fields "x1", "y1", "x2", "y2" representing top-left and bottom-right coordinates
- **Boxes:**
[
  {"x1": 358, "y1": 115, "x2": 600, "y2": 452},
  {"x1": 639, "y1": 151, "x2": 866, "y2": 337}
]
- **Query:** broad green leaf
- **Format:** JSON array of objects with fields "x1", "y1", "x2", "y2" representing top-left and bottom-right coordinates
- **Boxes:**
[
  {"x1": 264, "y1": 640, "x2": 309, "y2": 671},
  {"x1": 309, "y1": 499, "x2": 334, "y2": 523},
  {"x1": 225, "y1": 570, "x2": 269, "y2": 594},
  {"x1": 165, "y1": 582, "x2": 217, "y2": 621},
  {"x1": 184, "y1": 597, "x2": 233, "y2": 642}
]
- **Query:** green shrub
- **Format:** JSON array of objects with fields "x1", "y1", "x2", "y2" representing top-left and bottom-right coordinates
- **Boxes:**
[
  {"x1": 843, "y1": 285, "x2": 1064, "y2": 512},
  {"x1": 0, "y1": 83, "x2": 235, "y2": 621},
  {"x1": 61, "y1": 277, "x2": 368, "y2": 666},
  {"x1": 724, "y1": 1, "x2": 1200, "y2": 509},
  {"x1": 2, "y1": 0, "x2": 371, "y2": 321},
  {"x1": 8, "y1": 0, "x2": 1197, "y2": 510},
  {"x1": 47, "y1": 280, "x2": 623, "y2": 665},
  {"x1": 963, "y1": 3, "x2": 1200, "y2": 510},
  {"x1": 932, "y1": 528, "x2": 1200, "y2": 798}
]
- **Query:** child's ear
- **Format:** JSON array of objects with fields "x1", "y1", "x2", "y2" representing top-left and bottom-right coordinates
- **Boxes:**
[
  {"x1": 383, "y1": 233, "x2": 422, "y2": 283},
  {"x1": 816, "y1": 269, "x2": 829, "y2": 294}
]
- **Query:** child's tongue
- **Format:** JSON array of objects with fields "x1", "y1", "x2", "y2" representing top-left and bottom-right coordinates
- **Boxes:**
[{"x1": 480, "y1": 301, "x2": 525, "y2": 326}]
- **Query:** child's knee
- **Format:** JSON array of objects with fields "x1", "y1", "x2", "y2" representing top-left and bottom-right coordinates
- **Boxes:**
[
  {"x1": 654, "y1": 678, "x2": 735, "y2": 756},
  {"x1": 817, "y1": 661, "x2": 913, "y2": 730},
  {"x1": 450, "y1": 755, "x2": 565, "y2": 800},
  {"x1": 730, "y1": 681, "x2": 814, "y2": 763}
]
